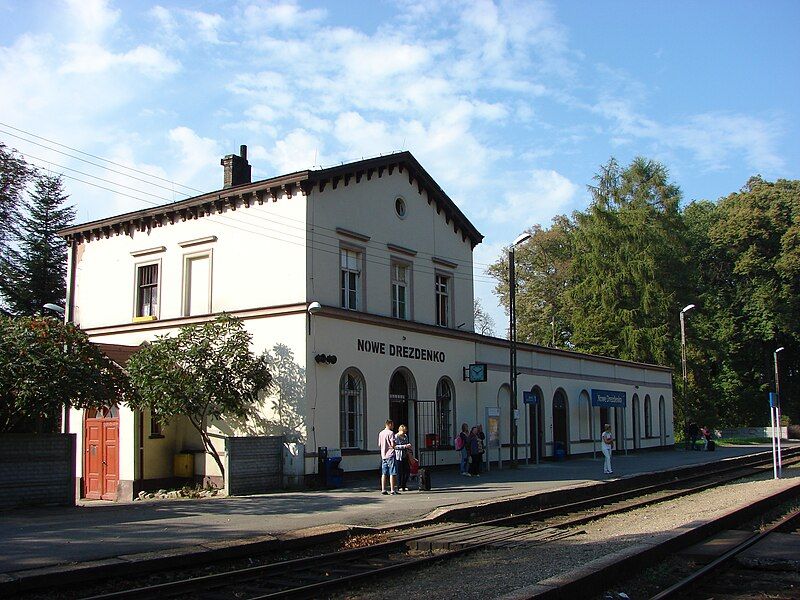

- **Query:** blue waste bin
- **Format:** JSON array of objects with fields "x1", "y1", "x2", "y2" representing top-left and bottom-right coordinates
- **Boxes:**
[
  {"x1": 554, "y1": 441, "x2": 566, "y2": 461},
  {"x1": 317, "y1": 447, "x2": 344, "y2": 488}
]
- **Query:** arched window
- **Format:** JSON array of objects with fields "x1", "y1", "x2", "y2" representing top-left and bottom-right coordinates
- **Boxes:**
[
  {"x1": 436, "y1": 378, "x2": 454, "y2": 448},
  {"x1": 579, "y1": 390, "x2": 591, "y2": 440},
  {"x1": 644, "y1": 395, "x2": 652, "y2": 438},
  {"x1": 86, "y1": 405, "x2": 119, "y2": 419},
  {"x1": 340, "y1": 369, "x2": 366, "y2": 449}
]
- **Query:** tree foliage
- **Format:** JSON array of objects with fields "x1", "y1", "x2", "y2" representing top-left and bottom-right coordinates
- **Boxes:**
[
  {"x1": 0, "y1": 316, "x2": 131, "y2": 432},
  {"x1": 0, "y1": 174, "x2": 74, "y2": 314},
  {"x1": 126, "y1": 315, "x2": 273, "y2": 480},
  {"x1": 473, "y1": 298, "x2": 496, "y2": 336},
  {"x1": 489, "y1": 158, "x2": 799, "y2": 430},
  {"x1": 0, "y1": 143, "x2": 34, "y2": 258}
]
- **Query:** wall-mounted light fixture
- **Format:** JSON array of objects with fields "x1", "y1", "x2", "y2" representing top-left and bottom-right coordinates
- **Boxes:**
[{"x1": 315, "y1": 354, "x2": 338, "y2": 365}]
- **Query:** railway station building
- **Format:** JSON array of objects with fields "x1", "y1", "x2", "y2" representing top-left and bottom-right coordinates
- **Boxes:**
[{"x1": 60, "y1": 148, "x2": 674, "y2": 501}]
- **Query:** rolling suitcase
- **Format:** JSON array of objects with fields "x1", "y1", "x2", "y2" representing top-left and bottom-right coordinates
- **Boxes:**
[{"x1": 418, "y1": 467, "x2": 431, "y2": 491}]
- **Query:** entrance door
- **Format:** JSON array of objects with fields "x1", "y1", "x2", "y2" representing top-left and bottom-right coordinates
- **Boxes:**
[
  {"x1": 632, "y1": 395, "x2": 640, "y2": 450},
  {"x1": 528, "y1": 388, "x2": 544, "y2": 461},
  {"x1": 389, "y1": 371, "x2": 409, "y2": 432},
  {"x1": 83, "y1": 407, "x2": 120, "y2": 500},
  {"x1": 552, "y1": 390, "x2": 568, "y2": 457},
  {"x1": 659, "y1": 396, "x2": 666, "y2": 446}
]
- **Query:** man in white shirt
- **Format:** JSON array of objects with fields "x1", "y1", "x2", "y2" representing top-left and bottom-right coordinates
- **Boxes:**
[{"x1": 378, "y1": 419, "x2": 399, "y2": 495}]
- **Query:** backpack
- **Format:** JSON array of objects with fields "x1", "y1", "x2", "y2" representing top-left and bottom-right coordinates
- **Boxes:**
[{"x1": 455, "y1": 434, "x2": 464, "y2": 451}]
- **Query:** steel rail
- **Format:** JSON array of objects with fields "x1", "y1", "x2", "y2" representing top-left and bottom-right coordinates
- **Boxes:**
[
  {"x1": 648, "y1": 504, "x2": 800, "y2": 600},
  {"x1": 80, "y1": 449, "x2": 800, "y2": 600}
]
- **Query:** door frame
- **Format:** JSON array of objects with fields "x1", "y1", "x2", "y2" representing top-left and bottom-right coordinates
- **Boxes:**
[{"x1": 83, "y1": 407, "x2": 120, "y2": 501}]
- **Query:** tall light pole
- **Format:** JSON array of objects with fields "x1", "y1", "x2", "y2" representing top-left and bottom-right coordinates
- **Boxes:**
[
  {"x1": 43, "y1": 303, "x2": 68, "y2": 433},
  {"x1": 773, "y1": 346, "x2": 785, "y2": 478},
  {"x1": 509, "y1": 232, "x2": 531, "y2": 467},
  {"x1": 680, "y1": 303, "x2": 695, "y2": 448}
]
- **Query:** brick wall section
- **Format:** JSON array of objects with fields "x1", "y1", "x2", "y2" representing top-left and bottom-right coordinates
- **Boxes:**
[
  {"x1": 225, "y1": 436, "x2": 284, "y2": 496},
  {"x1": 0, "y1": 433, "x2": 76, "y2": 509}
]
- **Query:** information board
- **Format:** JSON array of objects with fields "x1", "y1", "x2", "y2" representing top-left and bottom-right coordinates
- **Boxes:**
[{"x1": 591, "y1": 389, "x2": 627, "y2": 408}]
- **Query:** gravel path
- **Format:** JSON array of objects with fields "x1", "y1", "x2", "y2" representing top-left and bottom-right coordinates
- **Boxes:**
[{"x1": 336, "y1": 464, "x2": 800, "y2": 600}]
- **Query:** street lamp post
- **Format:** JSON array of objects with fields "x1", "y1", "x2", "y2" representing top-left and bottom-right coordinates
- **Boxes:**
[
  {"x1": 773, "y1": 346, "x2": 785, "y2": 478},
  {"x1": 680, "y1": 304, "x2": 695, "y2": 448},
  {"x1": 43, "y1": 303, "x2": 68, "y2": 433},
  {"x1": 509, "y1": 232, "x2": 531, "y2": 467}
]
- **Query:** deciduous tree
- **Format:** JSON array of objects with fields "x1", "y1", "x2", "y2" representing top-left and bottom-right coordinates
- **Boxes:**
[
  {"x1": 0, "y1": 316, "x2": 130, "y2": 432},
  {"x1": 126, "y1": 315, "x2": 273, "y2": 481}
]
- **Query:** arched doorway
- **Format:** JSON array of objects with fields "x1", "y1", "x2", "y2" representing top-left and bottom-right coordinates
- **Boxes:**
[
  {"x1": 659, "y1": 395, "x2": 666, "y2": 446},
  {"x1": 84, "y1": 405, "x2": 120, "y2": 500},
  {"x1": 389, "y1": 368, "x2": 416, "y2": 434},
  {"x1": 552, "y1": 389, "x2": 568, "y2": 458},
  {"x1": 632, "y1": 394, "x2": 640, "y2": 450},
  {"x1": 528, "y1": 386, "x2": 544, "y2": 462}
]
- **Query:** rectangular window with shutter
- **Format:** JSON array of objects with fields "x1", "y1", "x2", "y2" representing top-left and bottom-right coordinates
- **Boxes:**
[
  {"x1": 135, "y1": 263, "x2": 159, "y2": 318},
  {"x1": 391, "y1": 262, "x2": 409, "y2": 319},
  {"x1": 340, "y1": 248, "x2": 362, "y2": 310}
]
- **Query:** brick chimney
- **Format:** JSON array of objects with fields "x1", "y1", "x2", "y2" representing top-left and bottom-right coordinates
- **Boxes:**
[{"x1": 220, "y1": 145, "x2": 251, "y2": 188}]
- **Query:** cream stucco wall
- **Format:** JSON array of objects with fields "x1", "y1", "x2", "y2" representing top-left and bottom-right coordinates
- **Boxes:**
[
  {"x1": 72, "y1": 192, "x2": 307, "y2": 330},
  {"x1": 306, "y1": 171, "x2": 475, "y2": 331}
]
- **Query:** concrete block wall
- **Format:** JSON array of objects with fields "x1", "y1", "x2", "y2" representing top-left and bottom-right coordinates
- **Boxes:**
[
  {"x1": 225, "y1": 435, "x2": 284, "y2": 496},
  {"x1": 0, "y1": 433, "x2": 76, "y2": 509}
]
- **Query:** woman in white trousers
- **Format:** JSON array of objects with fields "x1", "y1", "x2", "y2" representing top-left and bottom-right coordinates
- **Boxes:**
[{"x1": 601, "y1": 424, "x2": 614, "y2": 474}]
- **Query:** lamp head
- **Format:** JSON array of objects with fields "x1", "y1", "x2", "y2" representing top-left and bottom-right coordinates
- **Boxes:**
[
  {"x1": 681, "y1": 303, "x2": 696, "y2": 314},
  {"x1": 513, "y1": 232, "x2": 532, "y2": 246},
  {"x1": 775, "y1": 347, "x2": 785, "y2": 354},
  {"x1": 43, "y1": 303, "x2": 65, "y2": 315},
  {"x1": 307, "y1": 301, "x2": 322, "y2": 315}
]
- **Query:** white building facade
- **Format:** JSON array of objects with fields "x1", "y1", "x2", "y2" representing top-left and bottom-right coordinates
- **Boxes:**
[{"x1": 61, "y1": 149, "x2": 674, "y2": 501}]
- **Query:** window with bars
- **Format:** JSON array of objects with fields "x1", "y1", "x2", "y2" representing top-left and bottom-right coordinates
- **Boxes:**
[
  {"x1": 340, "y1": 369, "x2": 365, "y2": 449},
  {"x1": 136, "y1": 263, "x2": 159, "y2": 317},
  {"x1": 340, "y1": 249, "x2": 361, "y2": 310},
  {"x1": 391, "y1": 262, "x2": 409, "y2": 319},
  {"x1": 436, "y1": 378, "x2": 454, "y2": 447},
  {"x1": 435, "y1": 274, "x2": 450, "y2": 327}
]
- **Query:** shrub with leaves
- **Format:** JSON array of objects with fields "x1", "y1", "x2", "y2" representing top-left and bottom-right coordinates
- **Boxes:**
[{"x1": 126, "y1": 315, "x2": 272, "y2": 480}]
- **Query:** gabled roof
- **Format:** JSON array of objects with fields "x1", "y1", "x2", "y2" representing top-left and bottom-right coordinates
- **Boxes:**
[{"x1": 59, "y1": 151, "x2": 483, "y2": 248}]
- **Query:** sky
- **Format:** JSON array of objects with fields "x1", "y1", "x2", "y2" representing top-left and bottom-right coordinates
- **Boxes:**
[{"x1": 1, "y1": 0, "x2": 798, "y2": 333}]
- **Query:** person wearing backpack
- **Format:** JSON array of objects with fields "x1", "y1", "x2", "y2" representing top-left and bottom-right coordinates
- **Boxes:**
[{"x1": 456, "y1": 423, "x2": 469, "y2": 476}]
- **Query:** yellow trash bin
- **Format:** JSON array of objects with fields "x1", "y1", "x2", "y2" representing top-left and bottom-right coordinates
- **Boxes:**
[{"x1": 173, "y1": 453, "x2": 193, "y2": 478}]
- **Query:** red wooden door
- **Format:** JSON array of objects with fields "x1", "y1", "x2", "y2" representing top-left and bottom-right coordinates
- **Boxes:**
[
  {"x1": 84, "y1": 420, "x2": 103, "y2": 499},
  {"x1": 101, "y1": 420, "x2": 119, "y2": 500},
  {"x1": 83, "y1": 408, "x2": 120, "y2": 500}
]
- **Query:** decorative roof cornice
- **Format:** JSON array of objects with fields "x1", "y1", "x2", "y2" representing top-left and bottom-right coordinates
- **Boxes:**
[{"x1": 58, "y1": 151, "x2": 484, "y2": 248}]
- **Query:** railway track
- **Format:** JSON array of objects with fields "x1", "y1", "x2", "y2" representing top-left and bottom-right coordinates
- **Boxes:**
[
  {"x1": 74, "y1": 450, "x2": 800, "y2": 600},
  {"x1": 648, "y1": 502, "x2": 800, "y2": 600}
]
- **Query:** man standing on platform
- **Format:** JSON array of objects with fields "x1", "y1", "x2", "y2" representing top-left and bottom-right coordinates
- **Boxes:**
[{"x1": 378, "y1": 419, "x2": 399, "y2": 495}]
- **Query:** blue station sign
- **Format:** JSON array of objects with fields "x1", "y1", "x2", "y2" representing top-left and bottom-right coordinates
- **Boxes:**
[
  {"x1": 523, "y1": 391, "x2": 539, "y2": 405},
  {"x1": 591, "y1": 389, "x2": 627, "y2": 408}
]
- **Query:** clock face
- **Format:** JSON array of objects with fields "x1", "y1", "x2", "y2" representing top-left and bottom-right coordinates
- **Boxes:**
[{"x1": 469, "y1": 363, "x2": 487, "y2": 382}]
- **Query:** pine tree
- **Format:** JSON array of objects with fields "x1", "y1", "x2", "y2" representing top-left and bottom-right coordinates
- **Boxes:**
[
  {"x1": 0, "y1": 174, "x2": 75, "y2": 315},
  {"x1": 0, "y1": 143, "x2": 35, "y2": 291}
]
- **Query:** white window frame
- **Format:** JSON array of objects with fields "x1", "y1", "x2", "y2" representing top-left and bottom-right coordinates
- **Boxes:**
[
  {"x1": 391, "y1": 259, "x2": 411, "y2": 320},
  {"x1": 181, "y1": 249, "x2": 213, "y2": 317},
  {"x1": 435, "y1": 272, "x2": 451, "y2": 327},
  {"x1": 340, "y1": 246, "x2": 364, "y2": 311},
  {"x1": 340, "y1": 368, "x2": 366, "y2": 449},
  {"x1": 133, "y1": 259, "x2": 161, "y2": 319}
]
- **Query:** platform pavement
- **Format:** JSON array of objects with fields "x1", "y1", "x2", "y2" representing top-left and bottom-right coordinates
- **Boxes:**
[{"x1": 0, "y1": 444, "x2": 784, "y2": 576}]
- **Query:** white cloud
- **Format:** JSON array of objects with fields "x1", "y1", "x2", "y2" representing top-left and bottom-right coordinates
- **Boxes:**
[
  {"x1": 241, "y1": 2, "x2": 327, "y2": 30},
  {"x1": 168, "y1": 127, "x2": 222, "y2": 186},
  {"x1": 64, "y1": 0, "x2": 120, "y2": 41},
  {"x1": 60, "y1": 43, "x2": 179, "y2": 77},
  {"x1": 491, "y1": 169, "x2": 578, "y2": 225},
  {"x1": 271, "y1": 129, "x2": 322, "y2": 173},
  {"x1": 184, "y1": 10, "x2": 224, "y2": 44}
]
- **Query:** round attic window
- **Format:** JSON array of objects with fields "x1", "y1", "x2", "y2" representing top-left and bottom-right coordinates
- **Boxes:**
[{"x1": 395, "y1": 197, "x2": 407, "y2": 218}]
